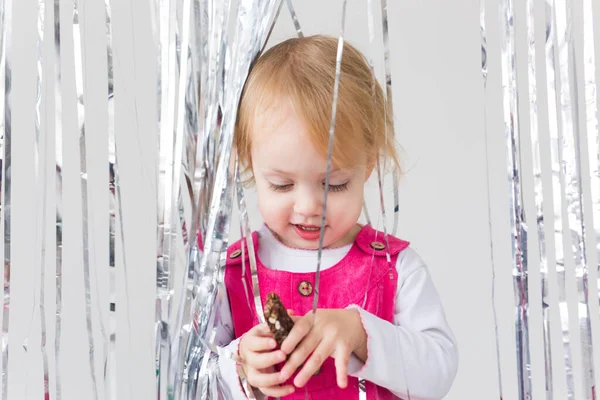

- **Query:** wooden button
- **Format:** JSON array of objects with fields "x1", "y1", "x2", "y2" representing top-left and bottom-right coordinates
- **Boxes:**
[
  {"x1": 229, "y1": 249, "x2": 242, "y2": 259},
  {"x1": 298, "y1": 281, "x2": 313, "y2": 296},
  {"x1": 370, "y1": 241, "x2": 385, "y2": 250}
]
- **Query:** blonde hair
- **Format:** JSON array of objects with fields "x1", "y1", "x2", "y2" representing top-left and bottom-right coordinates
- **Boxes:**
[{"x1": 235, "y1": 35, "x2": 399, "y2": 181}]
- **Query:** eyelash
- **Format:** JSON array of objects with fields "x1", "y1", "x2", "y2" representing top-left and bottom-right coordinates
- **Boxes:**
[
  {"x1": 328, "y1": 182, "x2": 350, "y2": 192},
  {"x1": 267, "y1": 182, "x2": 350, "y2": 193}
]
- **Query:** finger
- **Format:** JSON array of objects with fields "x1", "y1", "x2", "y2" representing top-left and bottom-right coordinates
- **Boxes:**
[
  {"x1": 242, "y1": 334, "x2": 278, "y2": 353},
  {"x1": 334, "y1": 344, "x2": 351, "y2": 389},
  {"x1": 246, "y1": 368, "x2": 287, "y2": 388},
  {"x1": 250, "y1": 322, "x2": 273, "y2": 336},
  {"x1": 280, "y1": 330, "x2": 321, "y2": 379},
  {"x1": 293, "y1": 338, "x2": 335, "y2": 388},
  {"x1": 245, "y1": 349, "x2": 287, "y2": 370},
  {"x1": 258, "y1": 385, "x2": 296, "y2": 397},
  {"x1": 280, "y1": 316, "x2": 312, "y2": 355}
]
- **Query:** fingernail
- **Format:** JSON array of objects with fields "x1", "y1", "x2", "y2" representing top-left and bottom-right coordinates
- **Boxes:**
[
  {"x1": 278, "y1": 351, "x2": 286, "y2": 361},
  {"x1": 270, "y1": 340, "x2": 277, "y2": 348}
]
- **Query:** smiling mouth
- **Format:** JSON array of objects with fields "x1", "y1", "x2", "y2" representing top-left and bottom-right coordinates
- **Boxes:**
[{"x1": 295, "y1": 224, "x2": 321, "y2": 231}]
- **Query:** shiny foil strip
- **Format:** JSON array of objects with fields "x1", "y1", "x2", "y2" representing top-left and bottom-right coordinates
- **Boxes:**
[
  {"x1": 553, "y1": 0, "x2": 597, "y2": 397},
  {"x1": 235, "y1": 161, "x2": 262, "y2": 324},
  {"x1": 285, "y1": 0, "x2": 303, "y2": 38},
  {"x1": 167, "y1": 0, "x2": 199, "y2": 395},
  {"x1": 195, "y1": 0, "x2": 230, "y2": 245},
  {"x1": 313, "y1": 0, "x2": 347, "y2": 318},
  {"x1": 543, "y1": 0, "x2": 576, "y2": 396},
  {"x1": 362, "y1": 0, "x2": 378, "y2": 231},
  {"x1": 170, "y1": 0, "x2": 234, "y2": 397},
  {"x1": 53, "y1": 0, "x2": 63, "y2": 397},
  {"x1": 499, "y1": 0, "x2": 533, "y2": 398},
  {"x1": 158, "y1": 0, "x2": 194, "y2": 396},
  {"x1": 525, "y1": 0, "x2": 554, "y2": 397},
  {"x1": 155, "y1": 0, "x2": 179, "y2": 396},
  {"x1": 1, "y1": 0, "x2": 12, "y2": 396},
  {"x1": 104, "y1": 0, "x2": 121, "y2": 398},
  {"x1": 72, "y1": 1, "x2": 101, "y2": 399},
  {"x1": 179, "y1": 1, "x2": 282, "y2": 398},
  {"x1": 582, "y1": 2, "x2": 600, "y2": 396},
  {"x1": 170, "y1": 0, "x2": 206, "y2": 395},
  {"x1": 365, "y1": 2, "x2": 405, "y2": 397},
  {"x1": 32, "y1": 0, "x2": 51, "y2": 397},
  {"x1": 379, "y1": 0, "x2": 400, "y2": 237},
  {"x1": 480, "y1": 1, "x2": 504, "y2": 398},
  {"x1": 366, "y1": 0, "x2": 392, "y2": 264}
]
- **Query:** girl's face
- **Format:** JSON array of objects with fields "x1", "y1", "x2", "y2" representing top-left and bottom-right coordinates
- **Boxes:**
[{"x1": 250, "y1": 101, "x2": 368, "y2": 250}]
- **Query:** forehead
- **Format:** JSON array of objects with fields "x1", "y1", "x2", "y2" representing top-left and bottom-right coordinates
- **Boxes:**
[
  {"x1": 248, "y1": 95, "x2": 367, "y2": 171},
  {"x1": 251, "y1": 101, "x2": 325, "y2": 168}
]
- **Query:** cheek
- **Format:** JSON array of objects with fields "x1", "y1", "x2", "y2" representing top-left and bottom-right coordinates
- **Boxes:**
[
  {"x1": 255, "y1": 184, "x2": 290, "y2": 223},
  {"x1": 329, "y1": 187, "x2": 363, "y2": 220}
]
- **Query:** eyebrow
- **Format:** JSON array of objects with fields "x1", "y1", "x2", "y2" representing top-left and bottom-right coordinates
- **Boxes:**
[{"x1": 264, "y1": 167, "x2": 347, "y2": 177}]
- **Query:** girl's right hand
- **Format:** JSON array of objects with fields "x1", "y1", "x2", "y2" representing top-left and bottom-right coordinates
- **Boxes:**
[{"x1": 238, "y1": 323, "x2": 295, "y2": 397}]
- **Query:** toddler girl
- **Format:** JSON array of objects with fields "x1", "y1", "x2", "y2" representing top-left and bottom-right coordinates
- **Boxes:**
[{"x1": 215, "y1": 35, "x2": 458, "y2": 399}]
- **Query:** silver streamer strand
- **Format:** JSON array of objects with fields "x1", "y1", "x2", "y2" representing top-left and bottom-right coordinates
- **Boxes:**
[
  {"x1": 525, "y1": 0, "x2": 554, "y2": 396},
  {"x1": 582, "y1": 3, "x2": 600, "y2": 397},
  {"x1": 234, "y1": 162, "x2": 262, "y2": 324},
  {"x1": 32, "y1": 0, "x2": 51, "y2": 397},
  {"x1": 365, "y1": 0, "x2": 408, "y2": 398},
  {"x1": 366, "y1": 0, "x2": 391, "y2": 263},
  {"x1": 313, "y1": 0, "x2": 347, "y2": 319},
  {"x1": 153, "y1": 0, "x2": 162, "y2": 390},
  {"x1": 170, "y1": 1, "x2": 204, "y2": 371},
  {"x1": 197, "y1": 0, "x2": 231, "y2": 243},
  {"x1": 53, "y1": 0, "x2": 63, "y2": 396},
  {"x1": 170, "y1": 2, "x2": 205, "y2": 391},
  {"x1": 72, "y1": 1, "x2": 100, "y2": 398},
  {"x1": 379, "y1": 0, "x2": 400, "y2": 237},
  {"x1": 155, "y1": 0, "x2": 179, "y2": 396},
  {"x1": 480, "y1": 1, "x2": 504, "y2": 398},
  {"x1": 554, "y1": 0, "x2": 596, "y2": 396},
  {"x1": 161, "y1": 0, "x2": 193, "y2": 395},
  {"x1": 179, "y1": 1, "x2": 282, "y2": 398},
  {"x1": 499, "y1": 0, "x2": 532, "y2": 398},
  {"x1": 1, "y1": 0, "x2": 11, "y2": 396},
  {"x1": 544, "y1": 0, "x2": 576, "y2": 396},
  {"x1": 155, "y1": 0, "x2": 201, "y2": 396},
  {"x1": 285, "y1": 0, "x2": 303, "y2": 38},
  {"x1": 104, "y1": 0, "x2": 125, "y2": 398}
]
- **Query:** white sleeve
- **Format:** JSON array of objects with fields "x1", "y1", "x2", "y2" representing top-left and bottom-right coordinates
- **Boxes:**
[
  {"x1": 347, "y1": 248, "x2": 459, "y2": 400},
  {"x1": 215, "y1": 290, "x2": 255, "y2": 399}
]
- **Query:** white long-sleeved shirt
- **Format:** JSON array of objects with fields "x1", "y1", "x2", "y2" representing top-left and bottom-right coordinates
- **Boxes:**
[{"x1": 216, "y1": 226, "x2": 458, "y2": 400}]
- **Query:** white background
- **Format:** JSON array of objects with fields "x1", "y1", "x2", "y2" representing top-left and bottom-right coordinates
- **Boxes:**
[{"x1": 4, "y1": 0, "x2": 600, "y2": 399}]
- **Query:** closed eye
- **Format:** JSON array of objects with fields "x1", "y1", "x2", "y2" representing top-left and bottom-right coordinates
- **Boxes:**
[
  {"x1": 268, "y1": 182, "x2": 293, "y2": 192},
  {"x1": 325, "y1": 181, "x2": 349, "y2": 192}
]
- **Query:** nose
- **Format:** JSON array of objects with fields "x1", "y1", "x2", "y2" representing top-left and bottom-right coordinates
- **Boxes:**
[{"x1": 293, "y1": 186, "x2": 322, "y2": 218}]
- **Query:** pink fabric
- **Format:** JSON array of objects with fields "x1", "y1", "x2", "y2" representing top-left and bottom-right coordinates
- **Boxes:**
[{"x1": 225, "y1": 225, "x2": 409, "y2": 400}]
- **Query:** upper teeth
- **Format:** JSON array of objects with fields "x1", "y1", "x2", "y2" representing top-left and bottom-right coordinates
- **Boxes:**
[{"x1": 299, "y1": 226, "x2": 319, "y2": 231}]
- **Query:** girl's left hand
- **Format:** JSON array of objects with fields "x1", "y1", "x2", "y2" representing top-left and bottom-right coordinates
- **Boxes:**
[{"x1": 279, "y1": 309, "x2": 367, "y2": 389}]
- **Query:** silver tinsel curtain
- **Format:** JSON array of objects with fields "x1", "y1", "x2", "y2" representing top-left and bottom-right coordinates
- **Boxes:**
[{"x1": 0, "y1": 0, "x2": 599, "y2": 399}]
